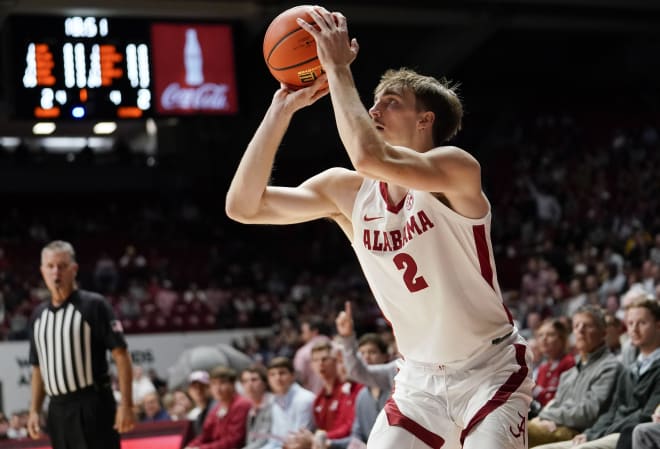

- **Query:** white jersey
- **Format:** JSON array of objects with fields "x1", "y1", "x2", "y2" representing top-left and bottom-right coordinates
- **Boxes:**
[{"x1": 351, "y1": 178, "x2": 513, "y2": 365}]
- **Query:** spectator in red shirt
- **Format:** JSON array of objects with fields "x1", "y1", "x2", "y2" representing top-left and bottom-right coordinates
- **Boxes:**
[
  {"x1": 286, "y1": 341, "x2": 362, "y2": 448},
  {"x1": 310, "y1": 341, "x2": 362, "y2": 440},
  {"x1": 184, "y1": 366, "x2": 252, "y2": 449},
  {"x1": 531, "y1": 318, "x2": 575, "y2": 417}
]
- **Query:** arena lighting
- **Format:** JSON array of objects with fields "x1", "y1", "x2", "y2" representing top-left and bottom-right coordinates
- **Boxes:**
[
  {"x1": 39, "y1": 137, "x2": 87, "y2": 150},
  {"x1": 93, "y1": 121, "x2": 117, "y2": 134},
  {"x1": 37, "y1": 137, "x2": 115, "y2": 152},
  {"x1": 0, "y1": 137, "x2": 21, "y2": 148},
  {"x1": 145, "y1": 117, "x2": 157, "y2": 136},
  {"x1": 32, "y1": 122, "x2": 56, "y2": 134}
]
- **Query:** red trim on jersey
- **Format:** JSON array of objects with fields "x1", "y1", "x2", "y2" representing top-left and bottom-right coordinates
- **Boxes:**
[
  {"x1": 472, "y1": 224, "x2": 514, "y2": 324},
  {"x1": 472, "y1": 224, "x2": 493, "y2": 289},
  {"x1": 459, "y1": 343, "x2": 529, "y2": 445},
  {"x1": 379, "y1": 182, "x2": 407, "y2": 213},
  {"x1": 384, "y1": 399, "x2": 445, "y2": 448}
]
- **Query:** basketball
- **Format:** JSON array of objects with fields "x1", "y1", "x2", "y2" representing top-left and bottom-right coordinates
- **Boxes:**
[{"x1": 263, "y1": 5, "x2": 323, "y2": 89}]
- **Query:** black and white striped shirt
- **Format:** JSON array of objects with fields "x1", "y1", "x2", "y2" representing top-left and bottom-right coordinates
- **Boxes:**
[{"x1": 29, "y1": 290, "x2": 127, "y2": 396}]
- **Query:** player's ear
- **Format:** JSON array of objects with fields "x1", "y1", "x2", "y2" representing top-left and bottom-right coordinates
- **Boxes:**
[{"x1": 417, "y1": 111, "x2": 435, "y2": 131}]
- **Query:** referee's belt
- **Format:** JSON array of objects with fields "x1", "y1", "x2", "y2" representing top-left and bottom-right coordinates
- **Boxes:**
[{"x1": 49, "y1": 380, "x2": 112, "y2": 403}]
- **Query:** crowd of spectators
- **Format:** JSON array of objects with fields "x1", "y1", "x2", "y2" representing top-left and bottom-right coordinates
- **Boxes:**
[{"x1": 0, "y1": 113, "x2": 659, "y2": 446}]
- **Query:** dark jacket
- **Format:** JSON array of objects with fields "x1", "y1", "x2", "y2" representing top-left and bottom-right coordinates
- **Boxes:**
[{"x1": 586, "y1": 358, "x2": 660, "y2": 441}]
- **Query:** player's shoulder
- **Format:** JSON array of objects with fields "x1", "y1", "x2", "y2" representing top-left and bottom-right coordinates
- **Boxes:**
[
  {"x1": 320, "y1": 167, "x2": 363, "y2": 188},
  {"x1": 318, "y1": 166, "x2": 362, "y2": 181},
  {"x1": 430, "y1": 145, "x2": 479, "y2": 163},
  {"x1": 306, "y1": 167, "x2": 363, "y2": 197}
]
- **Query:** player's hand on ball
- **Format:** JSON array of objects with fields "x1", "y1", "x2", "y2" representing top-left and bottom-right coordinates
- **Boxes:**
[
  {"x1": 297, "y1": 7, "x2": 359, "y2": 70},
  {"x1": 273, "y1": 73, "x2": 329, "y2": 111}
]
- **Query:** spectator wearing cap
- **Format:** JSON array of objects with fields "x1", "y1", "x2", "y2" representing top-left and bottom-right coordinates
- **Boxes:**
[{"x1": 187, "y1": 370, "x2": 216, "y2": 437}]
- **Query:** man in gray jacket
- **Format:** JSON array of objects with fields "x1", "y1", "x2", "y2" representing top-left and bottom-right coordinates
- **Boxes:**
[
  {"x1": 529, "y1": 305, "x2": 622, "y2": 447},
  {"x1": 534, "y1": 298, "x2": 660, "y2": 449}
]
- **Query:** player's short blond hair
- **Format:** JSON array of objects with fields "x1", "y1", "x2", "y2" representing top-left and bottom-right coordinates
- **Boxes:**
[{"x1": 374, "y1": 67, "x2": 463, "y2": 145}]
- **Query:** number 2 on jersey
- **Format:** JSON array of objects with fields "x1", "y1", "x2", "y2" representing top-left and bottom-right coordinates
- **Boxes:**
[{"x1": 393, "y1": 252, "x2": 429, "y2": 292}]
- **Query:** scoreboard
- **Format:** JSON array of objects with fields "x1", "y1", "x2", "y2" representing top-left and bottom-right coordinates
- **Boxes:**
[{"x1": 7, "y1": 15, "x2": 239, "y2": 120}]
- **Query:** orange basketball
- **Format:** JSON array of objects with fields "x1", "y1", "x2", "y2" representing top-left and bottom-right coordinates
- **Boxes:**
[{"x1": 263, "y1": 5, "x2": 323, "y2": 89}]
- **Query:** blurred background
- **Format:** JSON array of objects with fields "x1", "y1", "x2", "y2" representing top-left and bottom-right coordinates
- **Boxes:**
[{"x1": 0, "y1": 0, "x2": 658, "y2": 439}]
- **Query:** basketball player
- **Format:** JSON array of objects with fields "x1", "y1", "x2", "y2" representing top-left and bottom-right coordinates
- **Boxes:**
[
  {"x1": 27, "y1": 241, "x2": 135, "y2": 449},
  {"x1": 226, "y1": 6, "x2": 533, "y2": 448}
]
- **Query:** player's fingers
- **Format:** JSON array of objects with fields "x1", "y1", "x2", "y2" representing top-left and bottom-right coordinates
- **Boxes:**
[
  {"x1": 351, "y1": 38, "x2": 359, "y2": 56},
  {"x1": 296, "y1": 17, "x2": 318, "y2": 36},
  {"x1": 309, "y1": 7, "x2": 333, "y2": 30},
  {"x1": 345, "y1": 301, "x2": 352, "y2": 319},
  {"x1": 310, "y1": 87, "x2": 329, "y2": 102},
  {"x1": 334, "y1": 12, "x2": 347, "y2": 31}
]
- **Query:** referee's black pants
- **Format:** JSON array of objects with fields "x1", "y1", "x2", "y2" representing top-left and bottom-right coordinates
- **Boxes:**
[{"x1": 47, "y1": 385, "x2": 120, "y2": 449}]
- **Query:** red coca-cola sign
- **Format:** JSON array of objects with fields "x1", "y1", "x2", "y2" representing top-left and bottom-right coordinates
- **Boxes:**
[{"x1": 151, "y1": 23, "x2": 238, "y2": 115}]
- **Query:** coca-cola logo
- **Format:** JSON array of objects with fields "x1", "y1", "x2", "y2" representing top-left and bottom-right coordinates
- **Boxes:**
[{"x1": 161, "y1": 82, "x2": 230, "y2": 111}]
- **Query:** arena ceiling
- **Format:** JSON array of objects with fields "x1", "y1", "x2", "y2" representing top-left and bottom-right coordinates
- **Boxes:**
[
  {"x1": 1, "y1": 0, "x2": 660, "y2": 28},
  {"x1": 0, "y1": 0, "x2": 658, "y2": 139}
]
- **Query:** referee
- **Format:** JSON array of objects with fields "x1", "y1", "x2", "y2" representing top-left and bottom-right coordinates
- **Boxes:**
[{"x1": 27, "y1": 240, "x2": 136, "y2": 449}]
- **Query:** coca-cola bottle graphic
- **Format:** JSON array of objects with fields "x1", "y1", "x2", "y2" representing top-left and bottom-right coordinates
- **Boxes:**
[{"x1": 184, "y1": 28, "x2": 204, "y2": 86}]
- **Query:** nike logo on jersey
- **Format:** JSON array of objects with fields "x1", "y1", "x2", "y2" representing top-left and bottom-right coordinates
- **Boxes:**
[{"x1": 363, "y1": 214, "x2": 384, "y2": 222}]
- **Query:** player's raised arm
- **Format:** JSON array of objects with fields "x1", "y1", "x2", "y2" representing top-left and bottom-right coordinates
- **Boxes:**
[
  {"x1": 225, "y1": 77, "x2": 334, "y2": 225},
  {"x1": 298, "y1": 7, "x2": 482, "y2": 201}
]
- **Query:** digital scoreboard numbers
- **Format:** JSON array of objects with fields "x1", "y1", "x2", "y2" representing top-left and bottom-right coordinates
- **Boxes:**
[{"x1": 11, "y1": 16, "x2": 152, "y2": 119}]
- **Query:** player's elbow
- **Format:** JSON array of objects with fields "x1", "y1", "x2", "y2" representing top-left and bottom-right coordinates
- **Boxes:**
[
  {"x1": 351, "y1": 144, "x2": 382, "y2": 176},
  {"x1": 225, "y1": 198, "x2": 251, "y2": 223},
  {"x1": 225, "y1": 195, "x2": 261, "y2": 224}
]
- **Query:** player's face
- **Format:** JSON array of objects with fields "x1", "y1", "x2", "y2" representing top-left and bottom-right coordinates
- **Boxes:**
[
  {"x1": 267, "y1": 367, "x2": 295, "y2": 395},
  {"x1": 369, "y1": 88, "x2": 423, "y2": 146},
  {"x1": 572, "y1": 312, "x2": 605, "y2": 356},
  {"x1": 40, "y1": 249, "x2": 78, "y2": 294},
  {"x1": 626, "y1": 306, "x2": 660, "y2": 351}
]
